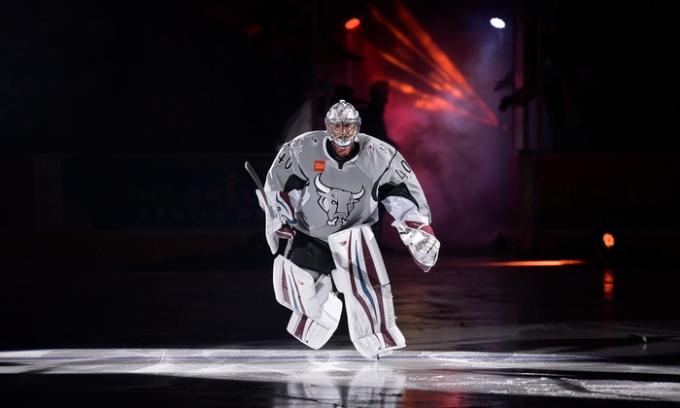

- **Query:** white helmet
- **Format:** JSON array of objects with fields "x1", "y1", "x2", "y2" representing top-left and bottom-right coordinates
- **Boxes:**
[{"x1": 325, "y1": 99, "x2": 361, "y2": 147}]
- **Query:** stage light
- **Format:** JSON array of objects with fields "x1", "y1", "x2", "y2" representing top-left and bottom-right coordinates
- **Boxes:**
[
  {"x1": 490, "y1": 18, "x2": 506, "y2": 29},
  {"x1": 345, "y1": 18, "x2": 361, "y2": 31},
  {"x1": 602, "y1": 232, "x2": 615, "y2": 249}
]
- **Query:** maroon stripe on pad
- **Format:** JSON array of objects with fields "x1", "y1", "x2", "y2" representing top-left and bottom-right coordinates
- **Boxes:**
[
  {"x1": 281, "y1": 264, "x2": 291, "y2": 305},
  {"x1": 348, "y1": 230, "x2": 376, "y2": 330},
  {"x1": 294, "y1": 315, "x2": 308, "y2": 339},
  {"x1": 361, "y1": 234, "x2": 396, "y2": 348}
]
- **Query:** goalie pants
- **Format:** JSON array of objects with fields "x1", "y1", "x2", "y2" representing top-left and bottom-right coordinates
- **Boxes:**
[
  {"x1": 285, "y1": 224, "x2": 381, "y2": 274},
  {"x1": 286, "y1": 231, "x2": 336, "y2": 274}
]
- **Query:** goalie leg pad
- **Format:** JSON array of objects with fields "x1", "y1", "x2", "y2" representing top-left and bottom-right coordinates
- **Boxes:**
[
  {"x1": 273, "y1": 255, "x2": 330, "y2": 320},
  {"x1": 286, "y1": 293, "x2": 342, "y2": 349},
  {"x1": 273, "y1": 255, "x2": 342, "y2": 349},
  {"x1": 329, "y1": 225, "x2": 406, "y2": 359}
]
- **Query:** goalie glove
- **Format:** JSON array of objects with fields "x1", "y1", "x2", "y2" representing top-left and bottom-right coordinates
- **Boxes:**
[{"x1": 392, "y1": 220, "x2": 440, "y2": 273}]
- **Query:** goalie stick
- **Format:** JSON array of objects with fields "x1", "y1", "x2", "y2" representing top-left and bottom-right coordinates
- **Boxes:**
[
  {"x1": 244, "y1": 161, "x2": 276, "y2": 219},
  {"x1": 244, "y1": 161, "x2": 310, "y2": 234}
]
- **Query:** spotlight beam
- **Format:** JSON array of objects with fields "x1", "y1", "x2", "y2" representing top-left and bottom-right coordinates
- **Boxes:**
[{"x1": 368, "y1": 3, "x2": 499, "y2": 126}]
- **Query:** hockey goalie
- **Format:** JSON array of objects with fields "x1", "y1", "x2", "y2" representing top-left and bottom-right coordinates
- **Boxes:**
[{"x1": 254, "y1": 100, "x2": 440, "y2": 359}]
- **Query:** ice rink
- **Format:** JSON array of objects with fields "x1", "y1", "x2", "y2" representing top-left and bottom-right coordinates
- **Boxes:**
[{"x1": 2, "y1": 254, "x2": 680, "y2": 407}]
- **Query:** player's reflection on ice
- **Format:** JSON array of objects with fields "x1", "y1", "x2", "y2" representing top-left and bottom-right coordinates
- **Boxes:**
[
  {"x1": 273, "y1": 364, "x2": 406, "y2": 407},
  {"x1": 3, "y1": 347, "x2": 680, "y2": 403}
]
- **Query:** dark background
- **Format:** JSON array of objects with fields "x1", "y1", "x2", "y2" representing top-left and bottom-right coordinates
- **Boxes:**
[
  {"x1": 3, "y1": 0, "x2": 678, "y2": 256},
  {"x1": 2, "y1": 1, "x2": 679, "y2": 154}
]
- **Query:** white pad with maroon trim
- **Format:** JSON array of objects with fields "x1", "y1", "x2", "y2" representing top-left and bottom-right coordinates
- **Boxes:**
[
  {"x1": 273, "y1": 255, "x2": 329, "y2": 319},
  {"x1": 286, "y1": 293, "x2": 342, "y2": 350},
  {"x1": 328, "y1": 225, "x2": 406, "y2": 359},
  {"x1": 273, "y1": 255, "x2": 342, "y2": 349}
]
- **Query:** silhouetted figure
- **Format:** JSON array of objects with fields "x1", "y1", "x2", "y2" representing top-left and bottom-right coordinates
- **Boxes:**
[
  {"x1": 358, "y1": 80, "x2": 397, "y2": 149},
  {"x1": 357, "y1": 81, "x2": 398, "y2": 245}
]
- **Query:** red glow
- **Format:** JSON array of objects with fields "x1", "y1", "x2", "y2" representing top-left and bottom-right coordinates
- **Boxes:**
[
  {"x1": 404, "y1": 389, "x2": 465, "y2": 407},
  {"x1": 487, "y1": 260, "x2": 587, "y2": 267},
  {"x1": 244, "y1": 24, "x2": 262, "y2": 38},
  {"x1": 603, "y1": 269, "x2": 615, "y2": 301},
  {"x1": 602, "y1": 232, "x2": 615, "y2": 249},
  {"x1": 438, "y1": 259, "x2": 587, "y2": 268},
  {"x1": 390, "y1": 80, "x2": 415, "y2": 94},
  {"x1": 376, "y1": 50, "x2": 423, "y2": 80},
  {"x1": 345, "y1": 18, "x2": 361, "y2": 31},
  {"x1": 388, "y1": 79, "x2": 497, "y2": 124},
  {"x1": 367, "y1": 4, "x2": 498, "y2": 127}
]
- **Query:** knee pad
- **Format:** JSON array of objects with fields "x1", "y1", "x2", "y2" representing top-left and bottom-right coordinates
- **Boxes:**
[{"x1": 273, "y1": 255, "x2": 330, "y2": 319}]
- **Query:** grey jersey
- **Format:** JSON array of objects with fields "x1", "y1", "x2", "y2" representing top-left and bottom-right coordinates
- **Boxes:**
[{"x1": 265, "y1": 131, "x2": 431, "y2": 241}]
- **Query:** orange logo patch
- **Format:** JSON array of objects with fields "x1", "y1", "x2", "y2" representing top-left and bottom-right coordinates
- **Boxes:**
[{"x1": 313, "y1": 160, "x2": 326, "y2": 172}]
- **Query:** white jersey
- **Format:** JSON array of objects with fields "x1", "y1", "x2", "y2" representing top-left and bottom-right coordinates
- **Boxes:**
[{"x1": 265, "y1": 131, "x2": 431, "y2": 242}]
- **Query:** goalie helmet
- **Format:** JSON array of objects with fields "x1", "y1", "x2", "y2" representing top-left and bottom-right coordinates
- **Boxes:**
[{"x1": 325, "y1": 99, "x2": 361, "y2": 147}]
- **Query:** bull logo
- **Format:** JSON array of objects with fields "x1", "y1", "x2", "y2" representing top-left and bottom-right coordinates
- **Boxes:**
[{"x1": 314, "y1": 174, "x2": 365, "y2": 226}]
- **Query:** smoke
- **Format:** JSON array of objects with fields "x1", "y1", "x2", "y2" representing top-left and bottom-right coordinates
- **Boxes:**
[{"x1": 379, "y1": 27, "x2": 513, "y2": 252}]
